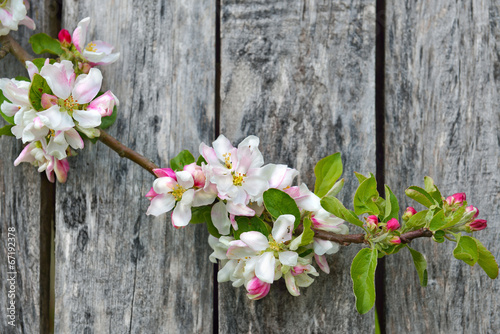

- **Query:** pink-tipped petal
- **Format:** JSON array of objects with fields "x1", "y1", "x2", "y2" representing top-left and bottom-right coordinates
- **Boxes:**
[
  {"x1": 72, "y1": 17, "x2": 90, "y2": 52},
  {"x1": 314, "y1": 254, "x2": 330, "y2": 274},
  {"x1": 71, "y1": 68, "x2": 102, "y2": 104},
  {"x1": 64, "y1": 128, "x2": 84, "y2": 150}
]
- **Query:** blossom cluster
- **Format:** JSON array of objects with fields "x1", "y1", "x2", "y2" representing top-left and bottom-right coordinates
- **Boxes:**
[
  {"x1": 0, "y1": 0, "x2": 35, "y2": 36},
  {"x1": 0, "y1": 18, "x2": 119, "y2": 182},
  {"x1": 146, "y1": 135, "x2": 348, "y2": 299}
]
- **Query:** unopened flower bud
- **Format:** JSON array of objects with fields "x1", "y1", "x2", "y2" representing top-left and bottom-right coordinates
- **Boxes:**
[
  {"x1": 365, "y1": 215, "x2": 378, "y2": 230},
  {"x1": 445, "y1": 192, "x2": 466, "y2": 206},
  {"x1": 467, "y1": 219, "x2": 487, "y2": 232},
  {"x1": 153, "y1": 168, "x2": 176, "y2": 179},
  {"x1": 386, "y1": 218, "x2": 400, "y2": 231},
  {"x1": 402, "y1": 207, "x2": 417, "y2": 221},
  {"x1": 465, "y1": 205, "x2": 479, "y2": 219},
  {"x1": 58, "y1": 29, "x2": 72, "y2": 45},
  {"x1": 389, "y1": 236, "x2": 401, "y2": 244},
  {"x1": 77, "y1": 62, "x2": 91, "y2": 74},
  {"x1": 246, "y1": 277, "x2": 271, "y2": 300},
  {"x1": 183, "y1": 162, "x2": 205, "y2": 188}
]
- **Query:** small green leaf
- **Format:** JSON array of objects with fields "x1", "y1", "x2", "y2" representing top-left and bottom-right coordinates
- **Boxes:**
[
  {"x1": 351, "y1": 248, "x2": 378, "y2": 314},
  {"x1": 0, "y1": 124, "x2": 14, "y2": 136},
  {"x1": 0, "y1": 89, "x2": 15, "y2": 125},
  {"x1": 14, "y1": 76, "x2": 30, "y2": 82},
  {"x1": 99, "y1": 106, "x2": 117, "y2": 129},
  {"x1": 354, "y1": 172, "x2": 369, "y2": 184},
  {"x1": 170, "y1": 150, "x2": 195, "y2": 171},
  {"x1": 196, "y1": 155, "x2": 207, "y2": 166},
  {"x1": 428, "y1": 210, "x2": 446, "y2": 231},
  {"x1": 190, "y1": 206, "x2": 212, "y2": 224},
  {"x1": 433, "y1": 230, "x2": 445, "y2": 243},
  {"x1": 383, "y1": 185, "x2": 399, "y2": 222},
  {"x1": 431, "y1": 205, "x2": 466, "y2": 231},
  {"x1": 407, "y1": 246, "x2": 428, "y2": 286},
  {"x1": 29, "y1": 33, "x2": 63, "y2": 55},
  {"x1": 29, "y1": 74, "x2": 54, "y2": 111},
  {"x1": 263, "y1": 189, "x2": 301, "y2": 229},
  {"x1": 289, "y1": 216, "x2": 315, "y2": 250},
  {"x1": 353, "y1": 174, "x2": 380, "y2": 216},
  {"x1": 233, "y1": 216, "x2": 270, "y2": 240},
  {"x1": 473, "y1": 238, "x2": 499, "y2": 279},
  {"x1": 314, "y1": 152, "x2": 343, "y2": 198},
  {"x1": 402, "y1": 210, "x2": 429, "y2": 232},
  {"x1": 405, "y1": 186, "x2": 436, "y2": 208},
  {"x1": 320, "y1": 196, "x2": 364, "y2": 227},
  {"x1": 424, "y1": 176, "x2": 443, "y2": 205},
  {"x1": 453, "y1": 234, "x2": 479, "y2": 266}
]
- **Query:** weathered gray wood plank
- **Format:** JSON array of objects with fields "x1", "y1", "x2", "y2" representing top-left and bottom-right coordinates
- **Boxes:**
[
  {"x1": 0, "y1": 2, "x2": 59, "y2": 333},
  {"x1": 219, "y1": 1, "x2": 376, "y2": 332},
  {"x1": 55, "y1": 1, "x2": 215, "y2": 333},
  {"x1": 384, "y1": 1, "x2": 500, "y2": 332}
]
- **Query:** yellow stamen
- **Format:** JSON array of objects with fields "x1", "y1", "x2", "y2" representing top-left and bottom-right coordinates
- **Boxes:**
[
  {"x1": 85, "y1": 42, "x2": 97, "y2": 52},
  {"x1": 223, "y1": 152, "x2": 232, "y2": 169},
  {"x1": 171, "y1": 184, "x2": 186, "y2": 201},
  {"x1": 268, "y1": 240, "x2": 281, "y2": 252},
  {"x1": 232, "y1": 172, "x2": 245, "y2": 186}
]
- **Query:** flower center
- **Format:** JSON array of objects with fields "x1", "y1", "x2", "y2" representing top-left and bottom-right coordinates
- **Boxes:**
[
  {"x1": 85, "y1": 42, "x2": 97, "y2": 52},
  {"x1": 268, "y1": 240, "x2": 282, "y2": 252},
  {"x1": 223, "y1": 152, "x2": 232, "y2": 169},
  {"x1": 171, "y1": 184, "x2": 186, "y2": 201},
  {"x1": 232, "y1": 172, "x2": 246, "y2": 186},
  {"x1": 63, "y1": 96, "x2": 77, "y2": 111}
]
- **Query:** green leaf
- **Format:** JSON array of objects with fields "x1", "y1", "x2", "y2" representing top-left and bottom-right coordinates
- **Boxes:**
[
  {"x1": 353, "y1": 174, "x2": 380, "y2": 216},
  {"x1": 351, "y1": 248, "x2": 378, "y2": 314},
  {"x1": 402, "y1": 210, "x2": 429, "y2": 232},
  {"x1": 0, "y1": 124, "x2": 14, "y2": 136},
  {"x1": 433, "y1": 230, "x2": 445, "y2": 243},
  {"x1": 99, "y1": 106, "x2": 117, "y2": 129},
  {"x1": 29, "y1": 74, "x2": 54, "y2": 111},
  {"x1": 233, "y1": 216, "x2": 270, "y2": 240},
  {"x1": 263, "y1": 189, "x2": 301, "y2": 229},
  {"x1": 428, "y1": 210, "x2": 446, "y2": 231},
  {"x1": 29, "y1": 33, "x2": 63, "y2": 55},
  {"x1": 14, "y1": 76, "x2": 30, "y2": 82},
  {"x1": 473, "y1": 238, "x2": 499, "y2": 279},
  {"x1": 320, "y1": 196, "x2": 364, "y2": 227},
  {"x1": 196, "y1": 155, "x2": 207, "y2": 166},
  {"x1": 324, "y1": 178, "x2": 344, "y2": 198},
  {"x1": 290, "y1": 217, "x2": 315, "y2": 250},
  {"x1": 314, "y1": 152, "x2": 343, "y2": 198},
  {"x1": 170, "y1": 150, "x2": 195, "y2": 171},
  {"x1": 407, "y1": 246, "x2": 428, "y2": 286},
  {"x1": 354, "y1": 172, "x2": 368, "y2": 184},
  {"x1": 30, "y1": 57, "x2": 56, "y2": 71},
  {"x1": 190, "y1": 206, "x2": 212, "y2": 224},
  {"x1": 431, "y1": 205, "x2": 466, "y2": 231},
  {"x1": 424, "y1": 176, "x2": 443, "y2": 205},
  {"x1": 405, "y1": 186, "x2": 436, "y2": 208},
  {"x1": 0, "y1": 89, "x2": 15, "y2": 125},
  {"x1": 383, "y1": 185, "x2": 399, "y2": 222},
  {"x1": 453, "y1": 234, "x2": 479, "y2": 266}
]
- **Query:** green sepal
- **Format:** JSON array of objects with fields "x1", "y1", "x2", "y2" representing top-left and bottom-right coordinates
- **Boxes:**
[
  {"x1": 453, "y1": 234, "x2": 479, "y2": 266},
  {"x1": 0, "y1": 124, "x2": 14, "y2": 136},
  {"x1": 263, "y1": 189, "x2": 301, "y2": 229},
  {"x1": 402, "y1": 210, "x2": 429, "y2": 232},
  {"x1": 405, "y1": 186, "x2": 436, "y2": 208},
  {"x1": 29, "y1": 33, "x2": 63, "y2": 55},
  {"x1": 353, "y1": 174, "x2": 380, "y2": 216},
  {"x1": 170, "y1": 150, "x2": 195, "y2": 171},
  {"x1": 351, "y1": 248, "x2": 378, "y2": 314},
  {"x1": 99, "y1": 106, "x2": 118, "y2": 130},
  {"x1": 320, "y1": 196, "x2": 364, "y2": 227},
  {"x1": 29, "y1": 74, "x2": 54, "y2": 111},
  {"x1": 383, "y1": 185, "x2": 399, "y2": 222},
  {"x1": 407, "y1": 246, "x2": 428, "y2": 287},
  {"x1": 473, "y1": 238, "x2": 499, "y2": 279},
  {"x1": 233, "y1": 216, "x2": 271, "y2": 240},
  {"x1": 314, "y1": 152, "x2": 343, "y2": 198}
]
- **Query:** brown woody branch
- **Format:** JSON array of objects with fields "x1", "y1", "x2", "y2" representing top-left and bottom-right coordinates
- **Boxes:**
[{"x1": 0, "y1": 34, "x2": 34, "y2": 63}]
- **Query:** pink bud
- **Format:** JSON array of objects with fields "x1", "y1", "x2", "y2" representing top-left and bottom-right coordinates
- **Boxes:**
[
  {"x1": 77, "y1": 62, "x2": 91, "y2": 74},
  {"x1": 58, "y1": 29, "x2": 72, "y2": 45},
  {"x1": 246, "y1": 277, "x2": 271, "y2": 300},
  {"x1": 446, "y1": 192, "x2": 466, "y2": 206},
  {"x1": 365, "y1": 215, "x2": 378, "y2": 229},
  {"x1": 386, "y1": 218, "x2": 400, "y2": 231},
  {"x1": 291, "y1": 264, "x2": 313, "y2": 276},
  {"x1": 465, "y1": 205, "x2": 479, "y2": 219},
  {"x1": 406, "y1": 207, "x2": 417, "y2": 215},
  {"x1": 468, "y1": 219, "x2": 487, "y2": 231},
  {"x1": 87, "y1": 91, "x2": 119, "y2": 117},
  {"x1": 41, "y1": 93, "x2": 58, "y2": 110},
  {"x1": 389, "y1": 236, "x2": 401, "y2": 244},
  {"x1": 183, "y1": 162, "x2": 206, "y2": 188},
  {"x1": 153, "y1": 168, "x2": 176, "y2": 179}
]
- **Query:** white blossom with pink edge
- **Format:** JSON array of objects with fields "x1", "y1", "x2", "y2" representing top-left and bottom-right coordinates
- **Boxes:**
[
  {"x1": 72, "y1": 17, "x2": 120, "y2": 66},
  {"x1": 0, "y1": 0, "x2": 35, "y2": 36}
]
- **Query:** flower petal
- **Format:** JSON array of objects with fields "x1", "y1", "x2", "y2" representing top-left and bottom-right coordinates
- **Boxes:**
[
  {"x1": 240, "y1": 231, "x2": 269, "y2": 251},
  {"x1": 146, "y1": 193, "x2": 175, "y2": 216},
  {"x1": 272, "y1": 214, "x2": 295, "y2": 243},
  {"x1": 64, "y1": 128, "x2": 84, "y2": 150},
  {"x1": 172, "y1": 202, "x2": 192, "y2": 227},
  {"x1": 279, "y1": 251, "x2": 298, "y2": 267},
  {"x1": 211, "y1": 201, "x2": 231, "y2": 235},
  {"x1": 255, "y1": 252, "x2": 276, "y2": 284},
  {"x1": 72, "y1": 17, "x2": 90, "y2": 52},
  {"x1": 175, "y1": 170, "x2": 194, "y2": 189},
  {"x1": 153, "y1": 177, "x2": 177, "y2": 194},
  {"x1": 284, "y1": 271, "x2": 300, "y2": 296},
  {"x1": 71, "y1": 68, "x2": 102, "y2": 104}
]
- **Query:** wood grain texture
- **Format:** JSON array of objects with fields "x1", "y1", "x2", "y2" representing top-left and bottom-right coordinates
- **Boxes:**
[
  {"x1": 219, "y1": 1, "x2": 376, "y2": 332},
  {"x1": 384, "y1": 1, "x2": 500, "y2": 333},
  {"x1": 55, "y1": 1, "x2": 215, "y2": 333},
  {"x1": 0, "y1": 2, "x2": 59, "y2": 333}
]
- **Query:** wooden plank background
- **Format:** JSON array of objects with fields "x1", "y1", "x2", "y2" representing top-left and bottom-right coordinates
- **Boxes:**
[
  {"x1": 0, "y1": 0, "x2": 499, "y2": 333},
  {"x1": 384, "y1": 1, "x2": 500, "y2": 333}
]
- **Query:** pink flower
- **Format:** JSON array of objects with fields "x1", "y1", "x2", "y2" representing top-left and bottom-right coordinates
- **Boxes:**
[
  {"x1": 245, "y1": 277, "x2": 271, "y2": 300},
  {"x1": 183, "y1": 162, "x2": 206, "y2": 188},
  {"x1": 467, "y1": 219, "x2": 487, "y2": 232},
  {"x1": 86, "y1": 91, "x2": 119, "y2": 117},
  {"x1": 445, "y1": 192, "x2": 466, "y2": 206},
  {"x1": 465, "y1": 205, "x2": 479, "y2": 219},
  {"x1": 365, "y1": 215, "x2": 378, "y2": 230},
  {"x1": 153, "y1": 167, "x2": 177, "y2": 179},
  {"x1": 386, "y1": 218, "x2": 400, "y2": 231},
  {"x1": 402, "y1": 207, "x2": 417, "y2": 221},
  {"x1": 389, "y1": 236, "x2": 401, "y2": 244}
]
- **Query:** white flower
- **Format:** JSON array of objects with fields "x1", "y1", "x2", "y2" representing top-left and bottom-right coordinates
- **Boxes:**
[{"x1": 0, "y1": 0, "x2": 35, "y2": 36}]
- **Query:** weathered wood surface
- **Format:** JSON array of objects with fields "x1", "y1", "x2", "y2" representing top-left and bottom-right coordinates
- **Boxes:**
[
  {"x1": 55, "y1": 1, "x2": 215, "y2": 333},
  {"x1": 219, "y1": 0, "x2": 376, "y2": 332},
  {"x1": 0, "y1": 2, "x2": 59, "y2": 333},
  {"x1": 384, "y1": 1, "x2": 500, "y2": 333}
]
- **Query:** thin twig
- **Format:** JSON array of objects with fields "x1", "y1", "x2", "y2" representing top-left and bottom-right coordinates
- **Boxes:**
[{"x1": 0, "y1": 34, "x2": 34, "y2": 63}]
